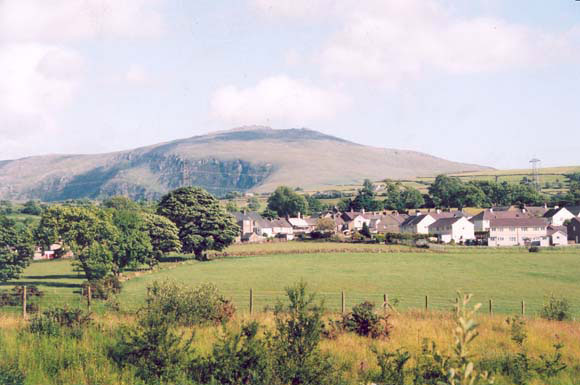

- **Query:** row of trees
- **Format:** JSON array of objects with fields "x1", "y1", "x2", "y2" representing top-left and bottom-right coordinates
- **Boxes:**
[{"x1": 0, "y1": 188, "x2": 240, "y2": 284}]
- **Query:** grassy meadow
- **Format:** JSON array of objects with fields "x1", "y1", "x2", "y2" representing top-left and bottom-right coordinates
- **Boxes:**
[{"x1": 3, "y1": 243, "x2": 580, "y2": 317}]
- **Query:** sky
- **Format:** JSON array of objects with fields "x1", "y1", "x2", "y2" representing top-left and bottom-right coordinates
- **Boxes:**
[{"x1": 0, "y1": 0, "x2": 579, "y2": 169}]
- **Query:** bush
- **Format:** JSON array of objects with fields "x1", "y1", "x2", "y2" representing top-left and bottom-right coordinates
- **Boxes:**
[
  {"x1": 0, "y1": 361, "x2": 25, "y2": 385},
  {"x1": 540, "y1": 294, "x2": 570, "y2": 321},
  {"x1": 411, "y1": 339, "x2": 450, "y2": 385},
  {"x1": 109, "y1": 307, "x2": 193, "y2": 384},
  {"x1": 28, "y1": 307, "x2": 92, "y2": 337},
  {"x1": 190, "y1": 321, "x2": 271, "y2": 385},
  {"x1": 341, "y1": 301, "x2": 392, "y2": 339},
  {"x1": 146, "y1": 280, "x2": 235, "y2": 326},
  {"x1": 370, "y1": 347, "x2": 410, "y2": 385},
  {"x1": 506, "y1": 316, "x2": 527, "y2": 346},
  {"x1": 270, "y1": 281, "x2": 347, "y2": 385},
  {"x1": 0, "y1": 286, "x2": 44, "y2": 310},
  {"x1": 82, "y1": 276, "x2": 122, "y2": 300}
]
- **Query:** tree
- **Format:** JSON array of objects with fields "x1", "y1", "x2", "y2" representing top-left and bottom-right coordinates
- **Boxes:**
[
  {"x1": 348, "y1": 179, "x2": 382, "y2": 211},
  {"x1": 157, "y1": 187, "x2": 239, "y2": 261},
  {"x1": 225, "y1": 201, "x2": 239, "y2": 213},
  {"x1": 21, "y1": 200, "x2": 42, "y2": 215},
  {"x1": 400, "y1": 187, "x2": 425, "y2": 210},
  {"x1": 261, "y1": 208, "x2": 278, "y2": 220},
  {"x1": 315, "y1": 218, "x2": 336, "y2": 233},
  {"x1": 305, "y1": 195, "x2": 326, "y2": 214},
  {"x1": 0, "y1": 201, "x2": 14, "y2": 215},
  {"x1": 247, "y1": 196, "x2": 261, "y2": 211},
  {"x1": 360, "y1": 222, "x2": 372, "y2": 238},
  {"x1": 36, "y1": 206, "x2": 120, "y2": 280},
  {"x1": 112, "y1": 209, "x2": 154, "y2": 272},
  {"x1": 0, "y1": 215, "x2": 34, "y2": 282},
  {"x1": 103, "y1": 196, "x2": 140, "y2": 211},
  {"x1": 267, "y1": 186, "x2": 308, "y2": 218},
  {"x1": 428, "y1": 175, "x2": 463, "y2": 208},
  {"x1": 141, "y1": 213, "x2": 182, "y2": 261}
]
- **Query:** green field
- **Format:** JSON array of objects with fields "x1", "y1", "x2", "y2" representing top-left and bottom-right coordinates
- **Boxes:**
[{"x1": 4, "y1": 243, "x2": 580, "y2": 318}]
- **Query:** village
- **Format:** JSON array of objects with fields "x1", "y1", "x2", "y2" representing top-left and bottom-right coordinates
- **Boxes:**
[{"x1": 233, "y1": 205, "x2": 580, "y2": 247}]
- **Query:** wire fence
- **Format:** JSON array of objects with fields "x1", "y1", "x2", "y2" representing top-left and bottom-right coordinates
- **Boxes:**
[{"x1": 2, "y1": 286, "x2": 580, "y2": 320}]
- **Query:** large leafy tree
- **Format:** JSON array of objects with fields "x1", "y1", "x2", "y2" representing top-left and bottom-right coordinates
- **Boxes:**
[
  {"x1": 347, "y1": 179, "x2": 382, "y2": 211},
  {"x1": 141, "y1": 213, "x2": 182, "y2": 261},
  {"x1": 37, "y1": 206, "x2": 120, "y2": 280},
  {"x1": 112, "y1": 209, "x2": 154, "y2": 272},
  {"x1": 157, "y1": 187, "x2": 239, "y2": 260},
  {"x1": 428, "y1": 175, "x2": 463, "y2": 208},
  {"x1": 267, "y1": 186, "x2": 308, "y2": 217},
  {"x1": 0, "y1": 215, "x2": 34, "y2": 282}
]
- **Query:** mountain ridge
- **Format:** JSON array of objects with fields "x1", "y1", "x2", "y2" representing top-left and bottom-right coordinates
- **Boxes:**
[{"x1": 0, "y1": 127, "x2": 490, "y2": 201}]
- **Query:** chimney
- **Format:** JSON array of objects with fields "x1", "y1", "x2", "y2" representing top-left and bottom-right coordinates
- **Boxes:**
[
  {"x1": 362, "y1": 208, "x2": 365, "y2": 214},
  {"x1": 555, "y1": 205, "x2": 559, "y2": 209},
  {"x1": 544, "y1": 203, "x2": 547, "y2": 209},
  {"x1": 243, "y1": 209, "x2": 246, "y2": 215},
  {"x1": 490, "y1": 208, "x2": 493, "y2": 213},
  {"x1": 436, "y1": 209, "x2": 441, "y2": 214},
  {"x1": 297, "y1": 212, "x2": 301, "y2": 219}
]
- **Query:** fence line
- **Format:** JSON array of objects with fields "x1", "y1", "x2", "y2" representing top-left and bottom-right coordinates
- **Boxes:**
[{"x1": 2, "y1": 285, "x2": 579, "y2": 320}]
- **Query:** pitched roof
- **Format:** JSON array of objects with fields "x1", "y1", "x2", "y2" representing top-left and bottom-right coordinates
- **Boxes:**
[
  {"x1": 288, "y1": 217, "x2": 309, "y2": 227},
  {"x1": 270, "y1": 218, "x2": 292, "y2": 228},
  {"x1": 543, "y1": 207, "x2": 571, "y2": 218},
  {"x1": 524, "y1": 206, "x2": 549, "y2": 217},
  {"x1": 547, "y1": 225, "x2": 567, "y2": 236},
  {"x1": 401, "y1": 214, "x2": 430, "y2": 227},
  {"x1": 429, "y1": 217, "x2": 465, "y2": 228},
  {"x1": 489, "y1": 217, "x2": 548, "y2": 227},
  {"x1": 566, "y1": 206, "x2": 580, "y2": 216},
  {"x1": 471, "y1": 209, "x2": 529, "y2": 221}
]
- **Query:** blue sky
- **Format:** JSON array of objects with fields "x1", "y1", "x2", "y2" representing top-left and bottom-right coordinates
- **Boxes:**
[{"x1": 0, "y1": 0, "x2": 579, "y2": 169}]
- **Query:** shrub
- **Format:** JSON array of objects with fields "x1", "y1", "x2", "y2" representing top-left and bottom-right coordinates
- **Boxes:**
[
  {"x1": 540, "y1": 294, "x2": 570, "y2": 321},
  {"x1": 28, "y1": 307, "x2": 92, "y2": 337},
  {"x1": 370, "y1": 347, "x2": 410, "y2": 385},
  {"x1": 506, "y1": 316, "x2": 527, "y2": 346},
  {"x1": 412, "y1": 339, "x2": 450, "y2": 385},
  {"x1": 190, "y1": 321, "x2": 271, "y2": 385},
  {"x1": 109, "y1": 307, "x2": 193, "y2": 385},
  {"x1": 537, "y1": 343, "x2": 567, "y2": 379},
  {"x1": 82, "y1": 276, "x2": 122, "y2": 300},
  {"x1": 341, "y1": 301, "x2": 392, "y2": 339},
  {"x1": 146, "y1": 280, "x2": 235, "y2": 326},
  {"x1": 0, "y1": 361, "x2": 25, "y2": 385},
  {"x1": 270, "y1": 281, "x2": 347, "y2": 385},
  {"x1": 0, "y1": 286, "x2": 43, "y2": 311}
]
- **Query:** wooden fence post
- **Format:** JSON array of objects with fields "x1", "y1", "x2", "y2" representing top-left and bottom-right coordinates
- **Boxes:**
[
  {"x1": 249, "y1": 288, "x2": 254, "y2": 315},
  {"x1": 489, "y1": 299, "x2": 493, "y2": 316},
  {"x1": 22, "y1": 285, "x2": 27, "y2": 319},
  {"x1": 425, "y1": 295, "x2": 429, "y2": 311},
  {"x1": 87, "y1": 285, "x2": 92, "y2": 312},
  {"x1": 521, "y1": 300, "x2": 526, "y2": 317},
  {"x1": 383, "y1": 293, "x2": 388, "y2": 312},
  {"x1": 341, "y1": 291, "x2": 346, "y2": 315}
]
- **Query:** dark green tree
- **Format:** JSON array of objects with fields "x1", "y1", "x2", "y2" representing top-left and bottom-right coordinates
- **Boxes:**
[
  {"x1": 21, "y1": 200, "x2": 42, "y2": 215},
  {"x1": 400, "y1": 187, "x2": 425, "y2": 209},
  {"x1": 361, "y1": 222, "x2": 372, "y2": 238},
  {"x1": 305, "y1": 195, "x2": 327, "y2": 214},
  {"x1": 247, "y1": 196, "x2": 261, "y2": 211},
  {"x1": 348, "y1": 179, "x2": 381, "y2": 211},
  {"x1": 428, "y1": 175, "x2": 463, "y2": 208},
  {"x1": 267, "y1": 186, "x2": 308, "y2": 217},
  {"x1": 0, "y1": 200, "x2": 14, "y2": 215},
  {"x1": 141, "y1": 213, "x2": 182, "y2": 261},
  {"x1": 102, "y1": 196, "x2": 140, "y2": 211},
  {"x1": 0, "y1": 215, "x2": 34, "y2": 282},
  {"x1": 157, "y1": 187, "x2": 239, "y2": 261}
]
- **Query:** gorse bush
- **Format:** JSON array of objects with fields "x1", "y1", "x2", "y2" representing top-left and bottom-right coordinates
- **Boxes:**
[
  {"x1": 506, "y1": 316, "x2": 527, "y2": 346},
  {"x1": 146, "y1": 280, "x2": 235, "y2": 326},
  {"x1": 412, "y1": 339, "x2": 450, "y2": 385},
  {"x1": 108, "y1": 307, "x2": 194, "y2": 385},
  {"x1": 341, "y1": 301, "x2": 392, "y2": 339},
  {"x1": 82, "y1": 275, "x2": 122, "y2": 300},
  {"x1": 540, "y1": 294, "x2": 570, "y2": 321},
  {"x1": 190, "y1": 321, "x2": 272, "y2": 385},
  {"x1": 0, "y1": 361, "x2": 25, "y2": 385},
  {"x1": 370, "y1": 347, "x2": 410, "y2": 385}
]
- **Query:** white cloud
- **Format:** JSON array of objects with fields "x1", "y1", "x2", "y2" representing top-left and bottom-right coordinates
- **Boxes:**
[
  {"x1": 126, "y1": 64, "x2": 149, "y2": 85},
  {"x1": 0, "y1": 0, "x2": 164, "y2": 42},
  {"x1": 252, "y1": 0, "x2": 579, "y2": 83},
  {"x1": 210, "y1": 75, "x2": 349, "y2": 126},
  {"x1": 0, "y1": 44, "x2": 85, "y2": 141}
]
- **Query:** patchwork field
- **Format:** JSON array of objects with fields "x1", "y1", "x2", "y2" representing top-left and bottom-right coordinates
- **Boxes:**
[{"x1": 3, "y1": 243, "x2": 580, "y2": 318}]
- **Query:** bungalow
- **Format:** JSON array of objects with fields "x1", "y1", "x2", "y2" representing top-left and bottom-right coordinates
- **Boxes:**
[
  {"x1": 488, "y1": 217, "x2": 549, "y2": 247},
  {"x1": 543, "y1": 207, "x2": 575, "y2": 226},
  {"x1": 547, "y1": 225, "x2": 568, "y2": 246},
  {"x1": 428, "y1": 217, "x2": 475, "y2": 244},
  {"x1": 567, "y1": 217, "x2": 580, "y2": 244}
]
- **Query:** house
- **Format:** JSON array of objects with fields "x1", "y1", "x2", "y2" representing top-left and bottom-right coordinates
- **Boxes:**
[
  {"x1": 33, "y1": 243, "x2": 65, "y2": 260},
  {"x1": 341, "y1": 211, "x2": 371, "y2": 232},
  {"x1": 288, "y1": 214, "x2": 312, "y2": 234},
  {"x1": 543, "y1": 207, "x2": 575, "y2": 226},
  {"x1": 428, "y1": 217, "x2": 475, "y2": 244},
  {"x1": 270, "y1": 218, "x2": 294, "y2": 240},
  {"x1": 400, "y1": 210, "x2": 465, "y2": 234},
  {"x1": 567, "y1": 217, "x2": 580, "y2": 244},
  {"x1": 470, "y1": 209, "x2": 530, "y2": 232},
  {"x1": 524, "y1": 205, "x2": 549, "y2": 218},
  {"x1": 547, "y1": 225, "x2": 568, "y2": 246},
  {"x1": 368, "y1": 213, "x2": 407, "y2": 234},
  {"x1": 487, "y1": 217, "x2": 549, "y2": 247}
]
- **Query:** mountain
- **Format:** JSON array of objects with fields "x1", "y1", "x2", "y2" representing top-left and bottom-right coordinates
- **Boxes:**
[{"x1": 0, "y1": 126, "x2": 490, "y2": 201}]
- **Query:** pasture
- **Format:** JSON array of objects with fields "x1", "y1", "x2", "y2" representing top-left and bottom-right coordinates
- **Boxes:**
[{"x1": 3, "y1": 243, "x2": 580, "y2": 318}]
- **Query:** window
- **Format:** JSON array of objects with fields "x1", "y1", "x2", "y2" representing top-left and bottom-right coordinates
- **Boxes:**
[
  {"x1": 510, "y1": 237, "x2": 516, "y2": 241},
  {"x1": 491, "y1": 227, "x2": 497, "y2": 232},
  {"x1": 521, "y1": 227, "x2": 527, "y2": 232},
  {"x1": 510, "y1": 227, "x2": 515, "y2": 232}
]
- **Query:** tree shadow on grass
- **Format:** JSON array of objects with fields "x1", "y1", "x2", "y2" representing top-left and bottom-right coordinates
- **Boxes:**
[
  {"x1": 24, "y1": 274, "x2": 85, "y2": 280},
  {"x1": 0, "y1": 281, "x2": 81, "y2": 289}
]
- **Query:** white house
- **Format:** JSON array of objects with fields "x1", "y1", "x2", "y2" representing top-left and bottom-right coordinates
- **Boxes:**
[
  {"x1": 428, "y1": 217, "x2": 475, "y2": 244},
  {"x1": 470, "y1": 209, "x2": 529, "y2": 232},
  {"x1": 543, "y1": 207, "x2": 575, "y2": 226},
  {"x1": 400, "y1": 211, "x2": 465, "y2": 234},
  {"x1": 488, "y1": 217, "x2": 549, "y2": 247},
  {"x1": 547, "y1": 225, "x2": 568, "y2": 246}
]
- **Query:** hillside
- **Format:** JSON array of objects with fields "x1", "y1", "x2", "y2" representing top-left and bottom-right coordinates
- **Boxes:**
[{"x1": 0, "y1": 126, "x2": 490, "y2": 201}]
